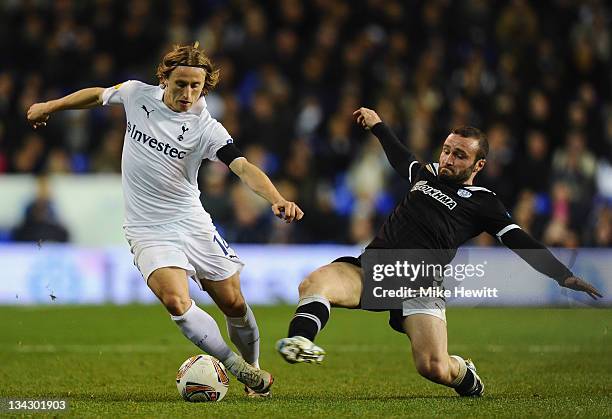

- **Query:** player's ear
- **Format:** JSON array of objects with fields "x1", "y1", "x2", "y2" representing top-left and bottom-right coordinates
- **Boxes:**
[
  {"x1": 473, "y1": 158, "x2": 486, "y2": 173},
  {"x1": 159, "y1": 75, "x2": 169, "y2": 89}
]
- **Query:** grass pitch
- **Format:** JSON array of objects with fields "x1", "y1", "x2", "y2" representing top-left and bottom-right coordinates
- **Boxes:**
[{"x1": 0, "y1": 305, "x2": 610, "y2": 418}]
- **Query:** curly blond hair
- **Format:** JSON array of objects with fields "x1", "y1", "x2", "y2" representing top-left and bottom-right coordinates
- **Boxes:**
[{"x1": 156, "y1": 42, "x2": 220, "y2": 95}]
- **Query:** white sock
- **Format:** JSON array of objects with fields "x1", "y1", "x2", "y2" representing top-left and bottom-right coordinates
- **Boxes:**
[
  {"x1": 221, "y1": 351, "x2": 244, "y2": 377},
  {"x1": 171, "y1": 300, "x2": 233, "y2": 363},
  {"x1": 450, "y1": 355, "x2": 468, "y2": 387},
  {"x1": 226, "y1": 304, "x2": 260, "y2": 366}
]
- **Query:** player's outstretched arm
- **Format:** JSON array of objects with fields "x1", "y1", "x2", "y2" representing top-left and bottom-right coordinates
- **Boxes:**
[
  {"x1": 353, "y1": 107, "x2": 417, "y2": 180},
  {"x1": 27, "y1": 87, "x2": 105, "y2": 129},
  {"x1": 559, "y1": 276, "x2": 603, "y2": 300},
  {"x1": 500, "y1": 228, "x2": 603, "y2": 300},
  {"x1": 229, "y1": 157, "x2": 304, "y2": 223}
]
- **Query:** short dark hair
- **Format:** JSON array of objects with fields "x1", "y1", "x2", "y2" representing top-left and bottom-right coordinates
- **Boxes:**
[{"x1": 451, "y1": 126, "x2": 488, "y2": 161}]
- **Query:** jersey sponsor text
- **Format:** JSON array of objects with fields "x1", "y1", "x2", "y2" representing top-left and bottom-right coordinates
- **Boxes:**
[
  {"x1": 127, "y1": 121, "x2": 187, "y2": 159},
  {"x1": 411, "y1": 180, "x2": 457, "y2": 210}
]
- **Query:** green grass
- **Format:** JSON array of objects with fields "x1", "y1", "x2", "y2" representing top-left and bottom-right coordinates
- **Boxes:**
[{"x1": 0, "y1": 305, "x2": 610, "y2": 417}]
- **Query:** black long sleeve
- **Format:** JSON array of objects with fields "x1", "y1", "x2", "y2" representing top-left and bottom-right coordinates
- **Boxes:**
[
  {"x1": 500, "y1": 228, "x2": 573, "y2": 284},
  {"x1": 371, "y1": 123, "x2": 418, "y2": 180}
]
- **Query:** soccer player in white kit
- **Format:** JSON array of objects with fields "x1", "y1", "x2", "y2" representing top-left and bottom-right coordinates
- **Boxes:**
[{"x1": 26, "y1": 43, "x2": 303, "y2": 396}]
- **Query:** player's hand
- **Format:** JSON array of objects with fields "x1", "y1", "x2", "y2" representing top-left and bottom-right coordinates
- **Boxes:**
[
  {"x1": 27, "y1": 102, "x2": 51, "y2": 129},
  {"x1": 561, "y1": 276, "x2": 603, "y2": 300},
  {"x1": 271, "y1": 199, "x2": 304, "y2": 223},
  {"x1": 353, "y1": 107, "x2": 382, "y2": 130}
]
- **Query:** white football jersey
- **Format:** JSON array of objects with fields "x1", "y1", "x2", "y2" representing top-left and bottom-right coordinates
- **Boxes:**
[{"x1": 102, "y1": 80, "x2": 232, "y2": 228}]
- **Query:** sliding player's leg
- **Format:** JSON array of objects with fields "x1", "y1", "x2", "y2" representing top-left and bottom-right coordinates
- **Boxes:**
[
  {"x1": 401, "y1": 311, "x2": 484, "y2": 396},
  {"x1": 277, "y1": 258, "x2": 363, "y2": 364}
]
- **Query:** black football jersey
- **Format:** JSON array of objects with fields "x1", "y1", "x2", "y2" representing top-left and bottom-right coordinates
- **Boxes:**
[
  {"x1": 368, "y1": 161, "x2": 517, "y2": 265},
  {"x1": 364, "y1": 122, "x2": 571, "y2": 283}
]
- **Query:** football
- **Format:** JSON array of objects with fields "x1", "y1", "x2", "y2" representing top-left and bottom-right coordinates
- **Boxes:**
[{"x1": 176, "y1": 355, "x2": 230, "y2": 402}]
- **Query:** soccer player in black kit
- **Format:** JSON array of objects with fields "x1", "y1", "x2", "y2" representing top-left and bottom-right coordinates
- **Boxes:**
[{"x1": 276, "y1": 107, "x2": 602, "y2": 397}]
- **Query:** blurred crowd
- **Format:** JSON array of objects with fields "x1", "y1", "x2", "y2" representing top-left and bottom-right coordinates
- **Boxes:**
[{"x1": 1, "y1": 0, "x2": 611, "y2": 247}]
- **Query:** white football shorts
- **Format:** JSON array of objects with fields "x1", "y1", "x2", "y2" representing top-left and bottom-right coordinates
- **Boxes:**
[
  {"x1": 124, "y1": 219, "x2": 244, "y2": 288},
  {"x1": 402, "y1": 296, "x2": 447, "y2": 322}
]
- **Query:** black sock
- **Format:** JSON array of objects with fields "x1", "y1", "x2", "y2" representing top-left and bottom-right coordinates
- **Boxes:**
[
  {"x1": 455, "y1": 368, "x2": 477, "y2": 396},
  {"x1": 287, "y1": 300, "x2": 330, "y2": 341}
]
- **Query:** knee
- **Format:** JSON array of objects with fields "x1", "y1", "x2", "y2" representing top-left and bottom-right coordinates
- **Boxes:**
[
  {"x1": 161, "y1": 294, "x2": 192, "y2": 316},
  {"x1": 415, "y1": 356, "x2": 450, "y2": 384},
  {"x1": 298, "y1": 267, "x2": 329, "y2": 297},
  {"x1": 218, "y1": 293, "x2": 246, "y2": 317}
]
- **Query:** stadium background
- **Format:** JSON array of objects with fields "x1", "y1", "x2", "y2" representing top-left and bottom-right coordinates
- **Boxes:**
[
  {"x1": 1, "y1": 0, "x2": 611, "y2": 247},
  {"x1": 0, "y1": 1, "x2": 610, "y2": 416},
  {"x1": 1, "y1": 0, "x2": 611, "y2": 307}
]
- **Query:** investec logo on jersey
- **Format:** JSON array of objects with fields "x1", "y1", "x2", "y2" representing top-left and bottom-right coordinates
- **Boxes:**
[
  {"x1": 126, "y1": 121, "x2": 187, "y2": 159},
  {"x1": 411, "y1": 180, "x2": 457, "y2": 210}
]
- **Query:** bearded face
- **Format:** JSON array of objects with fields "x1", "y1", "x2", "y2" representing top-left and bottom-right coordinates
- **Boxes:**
[{"x1": 437, "y1": 134, "x2": 485, "y2": 184}]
